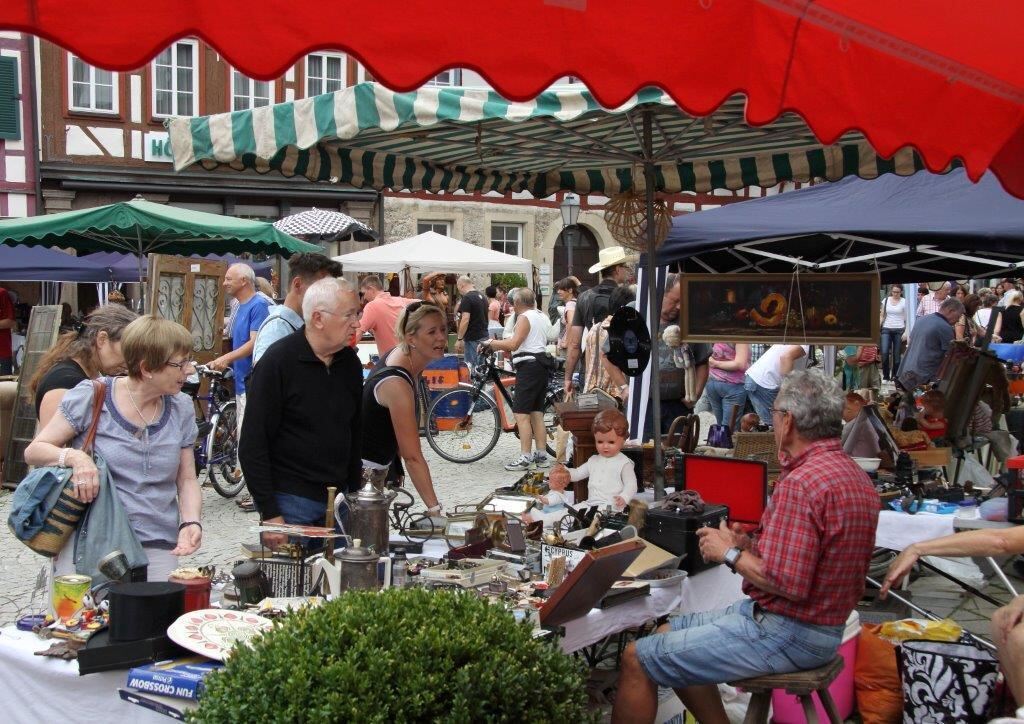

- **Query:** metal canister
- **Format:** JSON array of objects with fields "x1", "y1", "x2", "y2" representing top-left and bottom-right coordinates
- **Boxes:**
[
  {"x1": 346, "y1": 480, "x2": 396, "y2": 555},
  {"x1": 338, "y1": 540, "x2": 381, "y2": 592}
]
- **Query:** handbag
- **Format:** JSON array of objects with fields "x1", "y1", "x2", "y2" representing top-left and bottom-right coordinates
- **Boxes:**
[
  {"x1": 897, "y1": 639, "x2": 999, "y2": 723},
  {"x1": 706, "y1": 404, "x2": 740, "y2": 449},
  {"x1": 8, "y1": 380, "x2": 105, "y2": 557}
]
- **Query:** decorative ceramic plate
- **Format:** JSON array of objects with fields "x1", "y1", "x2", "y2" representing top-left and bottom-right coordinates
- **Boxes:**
[{"x1": 167, "y1": 609, "x2": 273, "y2": 661}]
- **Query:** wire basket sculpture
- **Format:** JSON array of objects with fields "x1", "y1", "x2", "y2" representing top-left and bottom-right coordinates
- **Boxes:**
[{"x1": 603, "y1": 189, "x2": 673, "y2": 252}]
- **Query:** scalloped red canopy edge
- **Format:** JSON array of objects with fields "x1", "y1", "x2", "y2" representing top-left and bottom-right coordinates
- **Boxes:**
[{"x1": 3, "y1": 0, "x2": 1024, "y2": 198}]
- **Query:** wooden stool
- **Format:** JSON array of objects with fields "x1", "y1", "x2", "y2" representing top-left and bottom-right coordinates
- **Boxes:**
[{"x1": 727, "y1": 656, "x2": 844, "y2": 724}]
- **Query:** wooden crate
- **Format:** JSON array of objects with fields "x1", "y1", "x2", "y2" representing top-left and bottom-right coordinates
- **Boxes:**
[{"x1": 907, "y1": 447, "x2": 952, "y2": 468}]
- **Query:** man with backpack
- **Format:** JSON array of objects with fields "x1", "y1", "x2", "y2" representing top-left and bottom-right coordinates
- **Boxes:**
[
  {"x1": 562, "y1": 246, "x2": 635, "y2": 396},
  {"x1": 253, "y1": 253, "x2": 342, "y2": 365}
]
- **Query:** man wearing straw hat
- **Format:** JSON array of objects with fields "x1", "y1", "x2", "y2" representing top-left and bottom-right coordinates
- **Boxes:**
[{"x1": 562, "y1": 246, "x2": 635, "y2": 397}]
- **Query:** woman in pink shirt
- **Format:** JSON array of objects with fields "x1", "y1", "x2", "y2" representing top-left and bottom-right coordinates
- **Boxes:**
[{"x1": 705, "y1": 342, "x2": 750, "y2": 426}]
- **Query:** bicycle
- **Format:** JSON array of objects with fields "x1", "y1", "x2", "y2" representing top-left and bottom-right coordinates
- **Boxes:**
[
  {"x1": 424, "y1": 348, "x2": 563, "y2": 463},
  {"x1": 184, "y1": 365, "x2": 245, "y2": 498}
]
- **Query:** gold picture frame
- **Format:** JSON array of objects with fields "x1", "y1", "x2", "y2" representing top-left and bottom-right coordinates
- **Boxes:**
[{"x1": 679, "y1": 273, "x2": 881, "y2": 345}]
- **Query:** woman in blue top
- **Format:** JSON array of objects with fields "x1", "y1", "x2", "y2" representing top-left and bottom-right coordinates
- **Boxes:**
[{"x1": 26, "y1": 316, "x2": 202, "y2": 581}]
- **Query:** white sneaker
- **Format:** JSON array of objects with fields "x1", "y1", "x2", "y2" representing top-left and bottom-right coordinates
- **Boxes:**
[
  {"x1": 504, "y1": 455, "x2": 533, "y2": 471},
  {"x1": 533, "y1": 452, "x2": 551, "y2": 468}
]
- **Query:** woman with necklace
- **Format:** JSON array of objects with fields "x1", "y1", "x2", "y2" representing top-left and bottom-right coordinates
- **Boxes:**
[
  {"x1": 26, "y1": 316, "x2": 202, "y2": 581},
  {"x1": 360, "y1": 302, "x2": 444, "y2": 514}
]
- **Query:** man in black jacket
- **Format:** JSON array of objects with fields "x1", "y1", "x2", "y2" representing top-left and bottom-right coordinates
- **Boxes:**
[{"x1": 240, "y1": 277, "x2": 363, "y2": 549}]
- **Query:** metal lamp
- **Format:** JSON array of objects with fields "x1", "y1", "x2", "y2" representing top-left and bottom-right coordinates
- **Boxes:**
[{"x1": 559, "y1": 193, "x2": 581, "y2": 275}]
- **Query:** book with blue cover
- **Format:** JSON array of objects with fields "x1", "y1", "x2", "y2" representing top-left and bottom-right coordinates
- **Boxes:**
[{"x1": 124, "y1": 657, "x2": 223, "y2": 701}]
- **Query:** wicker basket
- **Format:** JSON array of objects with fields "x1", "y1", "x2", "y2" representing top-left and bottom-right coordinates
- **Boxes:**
[{"x1": 732, "y1": 432, "x2": 780, "y2": 473}]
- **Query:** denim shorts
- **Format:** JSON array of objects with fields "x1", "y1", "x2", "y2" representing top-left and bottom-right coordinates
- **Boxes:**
[{"x1": 634, "y1": 598, "x2": 843, "y2": 689}]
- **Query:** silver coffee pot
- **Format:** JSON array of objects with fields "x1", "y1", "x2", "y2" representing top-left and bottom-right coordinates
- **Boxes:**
[
  {"x1": 345, "y1": 480, "x2": 397, "y2": 556},
  {"x1": 337, "y1": 539, "x2": 381, "y2": 592}
]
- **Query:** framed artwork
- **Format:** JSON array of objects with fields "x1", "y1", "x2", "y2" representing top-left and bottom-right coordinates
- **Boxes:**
[{"x1": 679, "y1": 273, "x2": 880, "y2": 345}]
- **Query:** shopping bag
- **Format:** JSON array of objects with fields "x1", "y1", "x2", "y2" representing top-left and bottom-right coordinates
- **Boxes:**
[{"x1": 897, "y1": 639, "x2": 999, "y2": 724}]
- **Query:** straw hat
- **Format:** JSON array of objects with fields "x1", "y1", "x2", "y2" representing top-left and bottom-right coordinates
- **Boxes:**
[{"x1": 588, "y1": 246, "x2": 638, "y2": 274}]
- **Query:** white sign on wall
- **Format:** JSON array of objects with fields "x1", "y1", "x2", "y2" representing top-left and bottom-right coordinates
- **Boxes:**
[{"x1": 143, "y1": 132, "x2": 174, "y2": 163}]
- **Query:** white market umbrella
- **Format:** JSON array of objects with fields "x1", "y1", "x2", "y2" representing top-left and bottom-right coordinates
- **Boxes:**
[{"x1": 334, "y1": 230, "x2": 531, "y2": 277}]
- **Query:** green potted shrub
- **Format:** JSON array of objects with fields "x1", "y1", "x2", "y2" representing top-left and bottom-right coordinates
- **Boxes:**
[{"x1": 191, "y1": 588, "x2": 594, "y2": 722}]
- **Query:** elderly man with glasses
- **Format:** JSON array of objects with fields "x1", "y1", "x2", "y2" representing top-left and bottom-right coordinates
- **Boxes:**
[
  {"x1": 612, "y1": 370, "x2": 880, "y2": 724},
  {"x1": 240, "y1": 278, "x2": 364, "y2": 550}
]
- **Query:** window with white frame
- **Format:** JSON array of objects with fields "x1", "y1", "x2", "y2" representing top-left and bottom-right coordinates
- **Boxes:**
[
  {"x1": 231, "y1": 70, "x2": 273, "y2": 111},
  {"x1": 427, "y1": 69, "x2": 462, "y2": 87},
  {"x1": 152, "y1": 40, "x2": 199, "y2": 117},
  {"x1": 490, "y1": 223, "x2": 523, "y2": 256},
  {"x1": 306, "y1": 53, "x2": 346, "y2": 97},
  {"x1": 68, "y1": 55, "x2": 117, "y2": 113},
  {"x1": 417, "y1": 221, "x2": 452, "y2": 236}
]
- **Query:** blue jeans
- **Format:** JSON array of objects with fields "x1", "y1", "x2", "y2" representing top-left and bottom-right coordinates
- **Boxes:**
[
  {"x1": 744, "y1": 375, "x2": 778, "y2": 427},
  {"x1": 274, "y1": 492, "x2": 347, "y2": 551},
  {"x1": 704, "y1": 378, "x2": 747, "y2": 426},
  {"x1": 879, "y1": 327, "x2": 904, "y2": 380},
  {"x1": 635, "y1": 598, "x2": 843, "y2": 688},
  {"x1": 463, "y1": 338, "x2": 486, "y2": 369}
]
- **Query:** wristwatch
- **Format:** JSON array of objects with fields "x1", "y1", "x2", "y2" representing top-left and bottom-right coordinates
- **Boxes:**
[{"x1": 723, "y1": 546, "x2": 743, "y2": 573}]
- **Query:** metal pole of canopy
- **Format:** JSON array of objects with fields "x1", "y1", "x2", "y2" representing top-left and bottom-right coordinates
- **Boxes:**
[{"x1": 643, "y1": 111, "x2": 665, "y2": 500}]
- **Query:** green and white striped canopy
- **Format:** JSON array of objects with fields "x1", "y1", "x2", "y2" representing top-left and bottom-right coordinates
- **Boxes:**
[{"x1": 168, "y1": 83, "x2": 930, "y2": 197}]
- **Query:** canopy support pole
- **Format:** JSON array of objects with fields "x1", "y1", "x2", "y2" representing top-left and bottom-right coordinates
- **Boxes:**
[{"x1": 643, "y1": 111, "x2": 665, "y2": 500}]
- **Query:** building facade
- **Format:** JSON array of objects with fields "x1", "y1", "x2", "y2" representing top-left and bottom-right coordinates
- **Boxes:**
[
  {"x1": 0, "y1": 32, "x2": 36, "y2": 219},
  {"x1": 34, "y1": 38, "x2": 377, "y2": 230}
]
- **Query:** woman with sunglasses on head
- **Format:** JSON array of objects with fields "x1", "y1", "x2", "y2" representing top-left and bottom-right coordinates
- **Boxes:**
[
  {"x1": 360, "y1": 302, "x2": 445, "y2": 515},
  {"x1": 26, "y1": 316, "x2": 202, "y2": 581},
  {"x1": 31, "y1": 304, "x2": 138, "y2": 426}
]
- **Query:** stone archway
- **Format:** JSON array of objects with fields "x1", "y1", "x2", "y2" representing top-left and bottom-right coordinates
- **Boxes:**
[{"x1": 553, "y1": 225, "x2": 600, "y2": 283}]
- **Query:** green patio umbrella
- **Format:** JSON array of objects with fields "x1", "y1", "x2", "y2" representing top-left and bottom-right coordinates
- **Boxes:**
[
  {"x1": 0, "y1": 196, "x2": 321, "y2": 286},
  {"x1": 167, "y1": 82, "x2": 934, "y2": 496}
]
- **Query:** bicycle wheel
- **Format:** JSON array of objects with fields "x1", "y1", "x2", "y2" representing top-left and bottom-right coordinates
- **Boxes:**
[
  {"x1": 207, "y1": 401, "x2": 246, "y2": 498},
  {"x1": 425, "y1": 385, "x2": 501, "y2": 463}
]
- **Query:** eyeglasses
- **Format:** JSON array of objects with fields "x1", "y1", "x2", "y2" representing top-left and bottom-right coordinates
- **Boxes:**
[
  {"x1": 165, "y1": 357, "x2": 195, "y2": 370},
  {"x1": 769, "y1": 408, "x2": 789, "y2": 418},
  {"x1": 320, "y1": 308, "x2": 362, "y2": 321}
]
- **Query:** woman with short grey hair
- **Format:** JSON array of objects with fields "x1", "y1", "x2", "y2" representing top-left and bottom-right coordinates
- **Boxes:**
[{"x1": 772, "y1": 369, "x2": 844, "y2": 441}]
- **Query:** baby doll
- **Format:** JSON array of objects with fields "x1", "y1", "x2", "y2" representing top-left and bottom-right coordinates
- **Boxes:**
[
  {"x1": 550, "y1": 409, "x2": 637, "y2": 512},
  {"x1": 843, "y1": 391, "x2": 867, "y2": 424},
  {"x1": 915, "y1": 389, "x2": 948, "y2": 441}
]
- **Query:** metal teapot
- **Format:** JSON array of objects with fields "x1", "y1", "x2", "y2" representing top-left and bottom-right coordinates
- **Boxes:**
[
  {"x1": 337, "y1": 539, "x2": 381, "y2": 593},
  {"x1": 345, "y1": 479, "x2": 397, "y2": 556}
]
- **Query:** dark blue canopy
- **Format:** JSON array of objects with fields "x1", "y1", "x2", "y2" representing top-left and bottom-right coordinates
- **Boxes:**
[
  {"x1": 655, "y1": 169, "x2": 1024, "y2": 282},
  {"x1": 0, "y1": 247, "x2": 273, "y2": 283}
]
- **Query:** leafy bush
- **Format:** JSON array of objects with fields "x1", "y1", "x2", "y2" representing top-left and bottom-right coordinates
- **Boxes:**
[
  {"x1": 191, "y1": 588, "x2": 594, "y2": 723},
  {"x1": 490, "y1": 273, "x2": 528, "y2": 291}
]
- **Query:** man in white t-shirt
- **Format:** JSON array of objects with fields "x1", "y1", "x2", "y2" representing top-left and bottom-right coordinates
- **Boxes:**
[
  {"x1": 743, "y1": 344, "x2": 809, "y2": 425},
  {"x1": 482, "y1": 288, "x2": 554, "y2": 471}
]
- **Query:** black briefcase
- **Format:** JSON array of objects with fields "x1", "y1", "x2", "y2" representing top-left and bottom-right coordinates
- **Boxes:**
[{"x1": 642, "y1": 503, "x2": 729, "y2": 575}]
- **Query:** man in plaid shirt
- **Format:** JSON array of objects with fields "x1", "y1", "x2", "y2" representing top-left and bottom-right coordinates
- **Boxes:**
[
  {"x1": 614, "y1": 370, "x2": 879, "y2": 724},
  {"x1": 916, "y1": 281, "x2": 950, "y2": 317}
]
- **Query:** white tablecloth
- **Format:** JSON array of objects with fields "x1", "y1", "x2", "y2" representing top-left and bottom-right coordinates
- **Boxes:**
[
  {"x1": 875, "y1": 510, "x2": 957, "y2": 551},
  {"x1": 0, "y1": 627, "x2": 166, "y2": 724}
]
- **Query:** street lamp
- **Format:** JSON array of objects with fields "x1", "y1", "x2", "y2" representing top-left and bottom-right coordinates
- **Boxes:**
[{"x1": 559, "y1": 192, "x2": 581, "y2": 276}]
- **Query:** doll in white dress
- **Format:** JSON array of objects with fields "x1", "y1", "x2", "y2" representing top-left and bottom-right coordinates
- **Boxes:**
[{"x1": 550, "y1": 408, "x2": 637, "y2": 512}]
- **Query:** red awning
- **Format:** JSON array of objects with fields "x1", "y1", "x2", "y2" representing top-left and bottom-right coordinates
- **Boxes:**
[{"x1": 4, "y1": 0, "x2": 1023, "y2": 197}]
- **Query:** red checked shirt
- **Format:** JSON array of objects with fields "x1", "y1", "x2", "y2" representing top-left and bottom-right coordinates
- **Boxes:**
[{"x1": 743, "y1": 438, "x2": 880, "y2": 626}]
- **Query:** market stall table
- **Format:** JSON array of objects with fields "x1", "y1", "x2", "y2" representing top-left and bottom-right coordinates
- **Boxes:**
[{"x1": 0, "y1": 627, "x2": 167, "y2": 724}]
